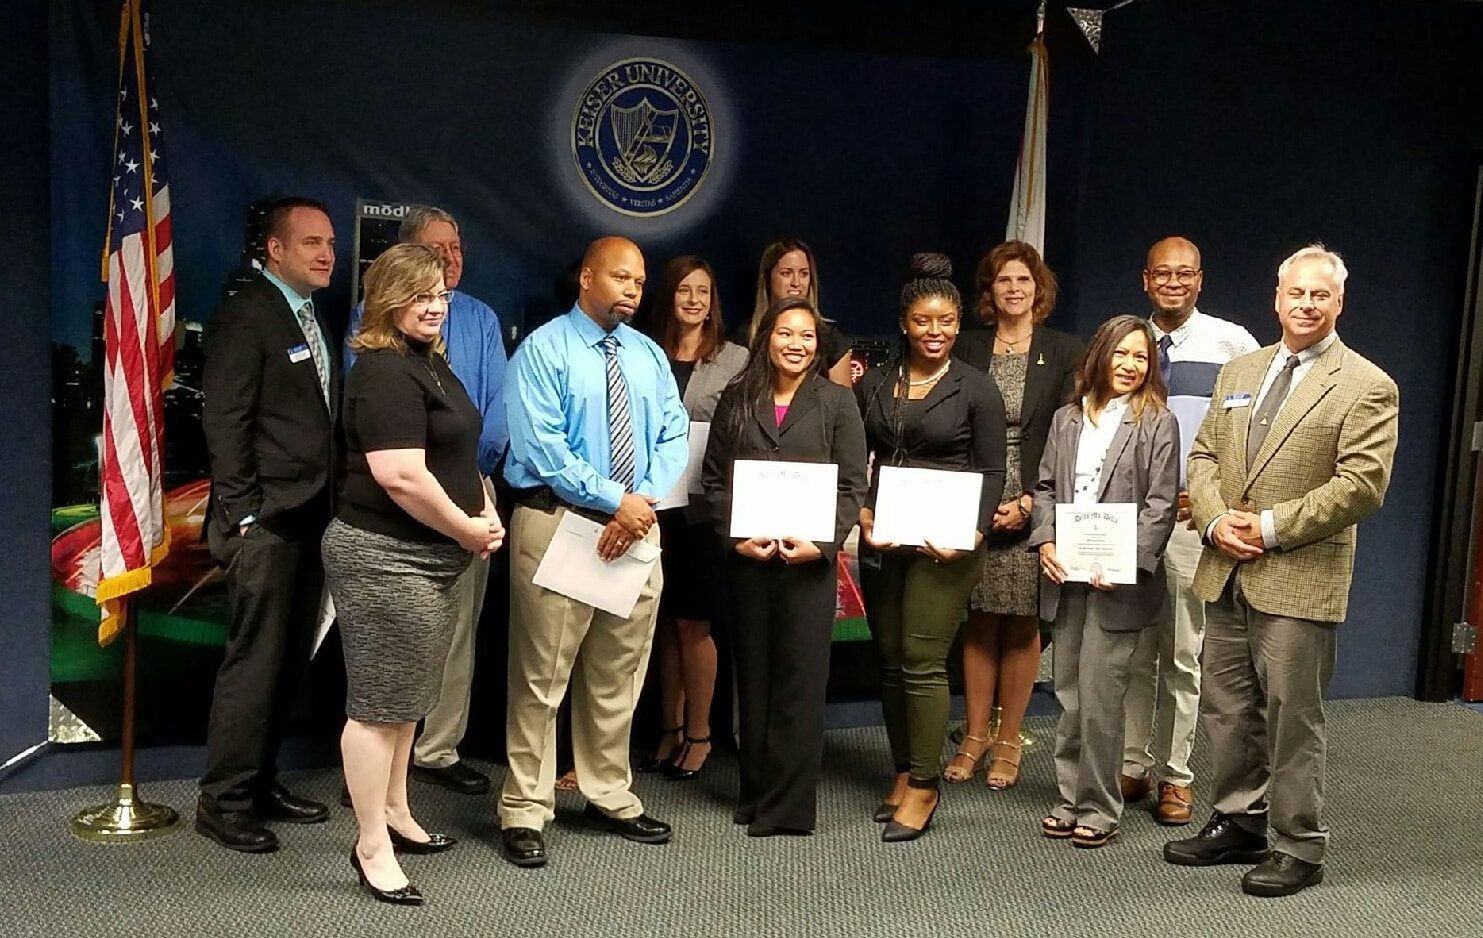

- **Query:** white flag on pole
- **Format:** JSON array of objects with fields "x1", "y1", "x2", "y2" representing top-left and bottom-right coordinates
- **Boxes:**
[{"x1": 1006, "y1": 35, "x2": 1049, "y2": 253}]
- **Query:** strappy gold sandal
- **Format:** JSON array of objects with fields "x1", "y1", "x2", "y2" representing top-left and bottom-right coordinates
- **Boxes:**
[
  {"x1": 941, "y1": 733, "x2": 990, "y2": 783},
  {"x1": 985, "y1": 740, "x2": 1022, "y2": 790}
]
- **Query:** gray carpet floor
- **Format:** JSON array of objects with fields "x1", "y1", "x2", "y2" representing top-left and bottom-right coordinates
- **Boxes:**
[{"x1": 3, "y1": 697, "x2": 1481, "y2": 938}]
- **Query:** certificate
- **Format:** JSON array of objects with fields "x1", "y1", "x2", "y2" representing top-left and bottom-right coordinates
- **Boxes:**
[
  {"x1": 532, "y1": 511, "x2": 661, "y2": 618},
  {"x1": 1054, "y1": 503, "x2": 1138, "y2": 585},
  {"x1": 655, "y1": 422, "x2": 711, "y2": 511},
  {"x1": 870, "y1": 466, "x2": 982, "y2": 551},
  {"x1": 728, "y1": 459, "x2": 839, "y2": 543}
]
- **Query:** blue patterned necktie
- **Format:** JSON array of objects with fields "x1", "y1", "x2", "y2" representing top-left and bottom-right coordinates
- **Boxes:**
[
  {"x1": 1157, "y1": 334, "x2": 1173, "y2": 387},
  {"x1": 295, "y1": 300, "x2": 330, "y2": 405},
  {"x1": 602, "y1": 335, "x2": 635, "y2": 491}
]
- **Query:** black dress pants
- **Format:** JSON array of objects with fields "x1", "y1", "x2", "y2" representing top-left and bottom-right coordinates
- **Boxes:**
[
  {"x1": 726, "y1": 553, "x2": 836, "y2": 831},
  {"x1": 199, "y1": 516, "x2": 326, "y2": 813}
]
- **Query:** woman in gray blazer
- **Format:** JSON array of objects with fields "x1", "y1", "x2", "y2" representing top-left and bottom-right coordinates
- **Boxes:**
[
  {"x1": 1027, "y1": 315, "x2": 1179, "y2": 848},
  {"x1": 638, "y1": 256, "x2": 749, "y2": 780}
]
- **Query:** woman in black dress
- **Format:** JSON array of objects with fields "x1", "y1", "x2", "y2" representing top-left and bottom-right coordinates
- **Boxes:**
[{"x1": 323, "y1": 244, "x2": 503, "y2": 905}]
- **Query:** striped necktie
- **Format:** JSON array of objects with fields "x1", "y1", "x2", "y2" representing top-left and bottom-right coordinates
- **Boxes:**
[
  {"x1": 1157, "y1": 334, "x2": 1173, "y2": 386},
  {"x1": 295, "y1": 300, "x2": 330, "y2": 405},
  {"x1": 602, "y1": 335, "x2": 635, "y2": 491}
]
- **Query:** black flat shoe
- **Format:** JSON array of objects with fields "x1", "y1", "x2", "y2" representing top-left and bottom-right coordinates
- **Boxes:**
[
  {"x1": 350, "y1": 849, "x2": 424, "y2": 906},
  {"x1": 500, "y1": 826, "x2": 547, "y2": 868},
  {"x1": 663, "y1": 735, "x2": 712, "y2": 781},
  {"x1": 1241, "y1": 851, "x2": 1324, "y2": 897},
  {"x1": 253, "y1": 785, "x2": 329, "y2": 824},
  {"x1": 635, "y1": 727, "x2": 684, "y2": 773},
  {"x1": 410, "y1": 761, "x2": 490, "y2": 795},
  {"x1": 581, "y1": 804, "x2": 673, "y2": 844},
  {"x1": 389, "y1": 827, "x2": 457, "y2": 855}
]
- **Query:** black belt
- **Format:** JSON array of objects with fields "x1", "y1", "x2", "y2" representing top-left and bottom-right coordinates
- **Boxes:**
[{"x1": 511, "y1": 486, "x2": 610, "y2": 524}]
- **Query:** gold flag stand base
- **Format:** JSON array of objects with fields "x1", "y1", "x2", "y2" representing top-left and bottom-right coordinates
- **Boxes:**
[{"x1": 71, "y1": 783, "x2": 180, "y2": 843}]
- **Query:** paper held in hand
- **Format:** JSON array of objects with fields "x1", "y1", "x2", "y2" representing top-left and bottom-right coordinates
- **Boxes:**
[
  {"x1": 870, "y1": 466, "x2": 982, "y2": 551},
  {"x1": 532, "y1": 511, "x2": 661, "y2": 617},
  {"x1": 728, "y1": 459, "x2": 838, "y2": 543},
  {"x1": 1054, "y1": 503, "x2": 1138, "y2": 585},
  {"x1": 655, "y1": 421, "x2": 711, "y2": 511}
]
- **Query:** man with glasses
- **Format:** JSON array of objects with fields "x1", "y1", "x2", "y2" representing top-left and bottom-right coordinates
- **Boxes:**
[
  {"x1": 344, "y1": 205, "x2": 509, "y2": 796},
  {"x1": 1120, "y1": 236, "x2": 1259, "y2": 826}
]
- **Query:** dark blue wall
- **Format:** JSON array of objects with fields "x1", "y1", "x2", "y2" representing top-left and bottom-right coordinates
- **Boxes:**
[
  {"x1": 0, "y1": 2, "x2": 54, "y2": 769},
  {"x1": 1068, "y1": 0, "x2": 1483, "y2": 697}
]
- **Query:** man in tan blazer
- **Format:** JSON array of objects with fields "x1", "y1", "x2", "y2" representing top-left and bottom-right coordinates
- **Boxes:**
[{"x1": 1163, "y1": 245, "x2": 1398, "y2": 897}]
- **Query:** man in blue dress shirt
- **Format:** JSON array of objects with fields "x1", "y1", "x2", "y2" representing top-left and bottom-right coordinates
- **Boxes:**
[
  {"x1": 498, "y1": 236, "x2": 689, "y2": 868},
  {"x1": 344, "y1": 205, "x2": 508, "y2": 795}
]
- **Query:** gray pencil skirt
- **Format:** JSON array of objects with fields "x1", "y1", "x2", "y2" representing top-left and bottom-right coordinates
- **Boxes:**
[{"x1": 321, "y1": 518, "x2": 471, "y2": 724}]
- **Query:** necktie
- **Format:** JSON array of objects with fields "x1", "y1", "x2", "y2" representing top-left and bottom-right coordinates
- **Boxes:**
[
  {"x1": 1246, "y1": 354, "x2": 1300, "y2": 467},
  {"x1": 602, "y1": 335, "x2": 635, "y2": 491},
  {"x1": 295, "y1": 300, "x2": 330, "y2": 405},
  {"x1": 1157, "y1": 334, "x2": 1173, "y2": 387}
]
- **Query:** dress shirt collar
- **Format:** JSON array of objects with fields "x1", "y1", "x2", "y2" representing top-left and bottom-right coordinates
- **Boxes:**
[
  {"x1": 1276, "y1": 331, "x2": 1338, "y2": 366},
  {"x1": 567, "y1": 303, "x2": 624, "y2": 348},
  {"x1": 261, "y1": 268, "x2": 313, "y2": 314},
  {"x1": 1082, "y1": 392, "x2": 1131, "y2": 425},
  {"x1": 1150, "y1": 307, "x2": 1201, "y2": 348}
]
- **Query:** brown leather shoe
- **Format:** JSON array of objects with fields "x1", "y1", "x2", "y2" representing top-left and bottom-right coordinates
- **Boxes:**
[
  {"x1": 1119, "y1": 774, "x2": 1151, "y2": 803},
  {"x1": 1155, "y1": 782, "x2": 1194, "y2": 825}
]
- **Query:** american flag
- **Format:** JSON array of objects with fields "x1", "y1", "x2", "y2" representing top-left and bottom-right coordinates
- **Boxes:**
[{"x1": 95, "y1": 0, "x2": 175, "y2": 646}]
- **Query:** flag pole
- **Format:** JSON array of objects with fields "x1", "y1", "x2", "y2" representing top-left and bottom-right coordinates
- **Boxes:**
[{"x1": 70, "y1": 597, "x2": 180, "y2": 842}]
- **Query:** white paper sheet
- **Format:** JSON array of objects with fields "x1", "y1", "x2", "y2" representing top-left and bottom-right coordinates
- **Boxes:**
[
  {"x1": 1054, "y1": 502, "x2": 1138, "y2": 585},
  {"x1": 532, "y1": 511, "x2": 661, "y2": 618},
  {"x1": 655, "y1": 421, "x2": 711, "y2": 511},
  {"x1": 728, "y1": 459, "x2": 839, "y2": 543},
  {"x1": 870, "y1": 466, "x2": 983, "y2": 551},
  {"x1": 312, "y1": 587, "x2": 336, "y2": 659},
  {"x1": 1167, "y1": 396, "x2": 1210, "y2": 488}
]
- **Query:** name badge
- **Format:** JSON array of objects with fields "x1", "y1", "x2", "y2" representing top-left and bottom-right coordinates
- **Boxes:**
[
  {"x1": 1222, "y1": 393, "x2": 1252, "y2": 409},
  {"x1": 288, "y1": 344, "x2": 312, "y2": 363}
]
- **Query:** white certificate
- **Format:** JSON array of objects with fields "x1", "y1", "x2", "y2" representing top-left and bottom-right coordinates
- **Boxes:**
[
  {"x1": 1054, "y1": 503, "x2": 1138, "y2": 585},
  {"x1": 655, "y1": 422, "x2": 711, "y2": 511},
  {"x1": 870, "y1": 466, "x2": 982, "y2": 551},
  {"x1": 532, "y1": 511, "x2": 661, "y2": 618},
  {"x1": 728, "y1": 459, "x2": 839, "y2": 543}
]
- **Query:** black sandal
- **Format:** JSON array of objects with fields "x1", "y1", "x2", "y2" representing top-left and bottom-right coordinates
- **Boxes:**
[
  {"x1": 1041, "y1": 815, "x2": 1075, "y2": 839},
  {"x1": 1071, "y1": 824, "x2": 1119, "y2": 848},
  {"x1": 635, "y1": 726, "x2": 683, "y2": 773},
  {"x1": 663, "y1": 735, "x2": 711, "y2": 781}
]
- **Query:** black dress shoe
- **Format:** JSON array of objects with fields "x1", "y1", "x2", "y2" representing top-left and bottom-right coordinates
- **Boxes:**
[
  {"x1": 351, "y1": 848, "x2": 424, "y2": 906},
  {"x1": 500, "y1": 827, "x2": 547, "y2": 868},
  {"x1": 732, "y1": 809, "x2": 755, "y2": 826},
  {"x1": 1164, "y1": 813, "x2": 1270, "y2": 867},
  {"x1": 195, "y1": 806, "x2": 279, "y2": 853},
  {"x1": 662, "y1": 736, "x2": 711, "y2": 781},
  {"x1": 340, "y1": 784, "x2": 353, "y2": 809},
  {"x1": 635, "y1": 727, "x2": 684, "y2": 773},
  {"x1": 253, "y1": 785, "x2": 329, "y2": 824},
  {"x1": 389, "y1": 827, "x2": 457, "y2": 855},
  {"x1": 882, "y1": 799, "x2": 939, "y2": 843},
  {"x1": 581, "y1": 804, "x2": 673, "y2": 844},
  {"x1": 1241, "y1": 851, "x2": 1324, "y2": 897},
  {"x1": 745, "y1": 822, "x2": 812, "y2": 838},
  {"x1": 410, "y1": 761, "x2": 490, "y2": 795}
]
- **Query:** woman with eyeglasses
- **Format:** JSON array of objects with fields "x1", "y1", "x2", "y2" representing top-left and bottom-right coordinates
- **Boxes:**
[{"x1": 323, "y1": 244, "x2": 504, "y2": 905}]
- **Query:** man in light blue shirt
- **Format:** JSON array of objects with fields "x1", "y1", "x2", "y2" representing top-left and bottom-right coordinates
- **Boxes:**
[
  {"x1": 498, "y1": 236, "x2": 687, "y2": 869},
  {"x1": 343, "y1": 205, "x2": 508, "y2": 796}
]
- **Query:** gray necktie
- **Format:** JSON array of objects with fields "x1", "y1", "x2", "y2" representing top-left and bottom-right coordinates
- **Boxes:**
[
  {"x1": 1246, "y1": 354, "x2": 1300, "y2": 467},
  {"x1": 295, "y1": 300, "x2": 330, "y2": 405},
  {"x1": 602, "y1": 335, "x2": 635, "y2": 491}
]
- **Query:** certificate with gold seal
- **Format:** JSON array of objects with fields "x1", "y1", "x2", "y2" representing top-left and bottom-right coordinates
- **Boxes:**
[{"x1": 1054, "y1": 503, "x2": 1138, "y2": 585}]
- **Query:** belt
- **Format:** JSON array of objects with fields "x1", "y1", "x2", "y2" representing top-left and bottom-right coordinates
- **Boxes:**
[{"x1": 511, "y1": 486, "x2": 610, "y2": 524}]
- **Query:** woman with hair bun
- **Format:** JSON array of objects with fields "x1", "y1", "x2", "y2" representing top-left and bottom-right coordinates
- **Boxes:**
[{"x1": 856, "y1": 252, "x2": 1007, "y2": 842}]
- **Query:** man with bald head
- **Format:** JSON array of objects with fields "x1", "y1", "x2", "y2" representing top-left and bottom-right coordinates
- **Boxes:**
[
  {"x1": 498, "y1": 237, "x2": 689, "y2": 867},
  {"x1": 1121, "y1": 237, "x2": 1259, "y2": 826}
]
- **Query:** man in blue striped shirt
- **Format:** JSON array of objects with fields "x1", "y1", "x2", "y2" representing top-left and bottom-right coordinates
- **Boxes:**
[
  {"x1": 1122, "y1": 236, "x2": 1260, "y2": 825},
  {"x1": 344, "y1": 205, "x2": 508, "y2": 796}
]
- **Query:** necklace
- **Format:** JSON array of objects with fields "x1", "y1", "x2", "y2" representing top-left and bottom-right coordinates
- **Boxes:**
[
  {"x1": 908, "y1": 360, "x2": 952, "y2": 387},
  {"x1": 418, "y1": 354, "x2": 445, "y2": 394},
  {"x1": 996, "y1": 330, "x2": 1032, "y2": 353}
]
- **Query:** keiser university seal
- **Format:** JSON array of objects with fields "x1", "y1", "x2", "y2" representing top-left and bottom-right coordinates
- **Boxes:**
[{"x1": 572, "y1": 58, "x2": 714, "y2": 217}]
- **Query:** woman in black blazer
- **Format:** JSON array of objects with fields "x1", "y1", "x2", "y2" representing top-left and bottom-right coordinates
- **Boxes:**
[
  {"x1": 701, "y1": 296, "x2": 868, "y2": 837},
  {"x1": 946, "y1": 241, "x2": 1085, "y2": 790},
  {"x1": 857, "y1": 254, "x2": 1007, "y2": 842}
]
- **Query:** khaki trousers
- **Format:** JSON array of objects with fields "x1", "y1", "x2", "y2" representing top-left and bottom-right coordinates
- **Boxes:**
[
  {"x1": 1122, "y1": 521, "x2": 1206, "y2": 786},
  {"x1": 498, "y1": 505, "x2": 663, "y2": 831},
  {"x1": 1201, "y1": 576, "x2": 1337, "y2": 864}
]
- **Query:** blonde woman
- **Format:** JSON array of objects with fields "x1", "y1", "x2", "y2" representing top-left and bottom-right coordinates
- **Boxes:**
[{"x1": 736, "y1": 238, "x2": 853, "y2": 386}]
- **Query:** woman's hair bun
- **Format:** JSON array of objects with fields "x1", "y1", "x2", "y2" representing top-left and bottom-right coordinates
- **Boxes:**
[{"x1": 908, "y1": 252, "x2": 953, "y2": 281}]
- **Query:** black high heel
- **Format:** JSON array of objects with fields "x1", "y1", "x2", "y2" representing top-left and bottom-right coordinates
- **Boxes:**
[
  {"x1": 882, "y1": 789, "x2": 940, "y2": 843},
  {"x1": 351, "y1": 847, "x2": 424, "y2": 906},
  {"x1": 388, "y1": 826, "x2": 457, "y2": 855},
  {"x1": 663, "y1": 735, "x2": 712, "y2": 781},
  {"x1": 635, "y1": 726, "x2": 685, "y2": 773}
]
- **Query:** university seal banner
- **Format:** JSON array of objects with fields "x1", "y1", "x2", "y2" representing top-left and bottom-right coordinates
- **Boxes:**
[{"x1": 571, "y1": 58, "x2": 715, "y2": 217}]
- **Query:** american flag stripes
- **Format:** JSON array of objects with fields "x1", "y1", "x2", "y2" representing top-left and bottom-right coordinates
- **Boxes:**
[{"x1": 95, "y1": 0, "x2": 175, "y2": 645}]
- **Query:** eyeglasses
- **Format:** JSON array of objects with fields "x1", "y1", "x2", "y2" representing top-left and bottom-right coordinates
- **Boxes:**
[
  {"x1": 411, "y1": 290, "x2": 453, "y2": 306},
  {"x1": 1147, "y1": 268, "x2": 1201, "y2": 285}
]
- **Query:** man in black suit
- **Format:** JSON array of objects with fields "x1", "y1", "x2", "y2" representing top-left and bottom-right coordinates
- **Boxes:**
[{"x1": 197, "y1": 197, "x2": 339, "y2": 852}]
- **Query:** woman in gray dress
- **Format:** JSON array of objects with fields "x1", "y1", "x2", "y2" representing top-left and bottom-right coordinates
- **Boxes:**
[
  {"x1": 323, "y1": 244, "x2": 504, "y2": 905},
  {"x1": 946, "y1": 241, "x2": 1083, "y2": 789}
]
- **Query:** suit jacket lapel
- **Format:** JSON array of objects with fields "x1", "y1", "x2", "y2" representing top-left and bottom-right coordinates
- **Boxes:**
[
  {"x1": 1019, "y1": 326, "x2": 1053, "y2": 429},
  {"x1": 1096, "y1": 410, "x2": 1137, "y2": 502},
  {"x1": 1233, "y1": 348, "x2": 1278, "y2": 476},
  {"x1": 263, "y1": 276, "x2": 334, "y2": 419},
  {"x1": 1246, "y1": 340, "x2": 1344, "y2": 484},
  {"x1": 1057, "y1": 408, "x2": 1083, "y2": 501},
  {"x1": 777, "y1": 374, "x2": 821, "y2": 438}
]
